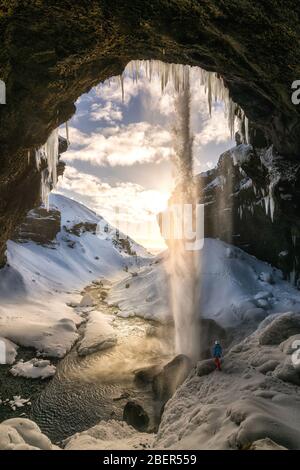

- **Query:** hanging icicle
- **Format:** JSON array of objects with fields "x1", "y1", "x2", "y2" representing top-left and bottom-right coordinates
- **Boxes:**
[
  {"x1": 65, "y1": 121, "x2": 70, "y2": 145},
  {"x1": 105, "y1": 60, "x2": 239, "y2": 139},
  {"x1": 35, "y1": 128, "x2": 59, "y2": 210}
]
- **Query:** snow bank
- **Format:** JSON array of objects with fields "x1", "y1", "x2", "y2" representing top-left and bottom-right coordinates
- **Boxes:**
[
  {"x1": 10, "y1": 359, "x2": 56, "y2": 379},
  {"x1": 109, "y1": 239, "x2": 300, "y2": 327},
  {"x1": 0, "y1": 418, "x2": 56, "y2": 450},
  {"x1": 64, "y1": 419, "x2": 154, "y2": 450},
  {"x1": 0, "y1": 313, "x2": 79, "y2": 358},
  {"x1": 0, "y1": 194, "x2": 152, "y2": 358},
  {"x1": 0, "y1": 337, "x2": 18, "y2": 364},
  {"x1": 155, "y1": 311, "x2": 300, "y2": 450},
  {"x1": 108, "y1": 259, "x2": 171, "y2": 323},
  {"x1": 77, "y1": 311, "x2": 117, "y2": 356}
]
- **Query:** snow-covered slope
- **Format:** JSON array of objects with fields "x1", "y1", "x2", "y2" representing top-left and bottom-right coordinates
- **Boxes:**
[
  {"x1": 155, "y1": 312, "x2": 300, "y2": 450},
  {"x1": 0, "y1": 194, "x2": 152, "y2": 358},
  {"x1": 108, "y1": 239, "x2": 300, "y2": 327}
]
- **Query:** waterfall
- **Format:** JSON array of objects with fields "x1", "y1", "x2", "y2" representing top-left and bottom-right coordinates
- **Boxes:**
[
  {"x1": 166, "y1": 68, "x2": 202, "y2": 361},
  {"x1": 35, "y1": 128, "x2": 59, "y2": 210}
]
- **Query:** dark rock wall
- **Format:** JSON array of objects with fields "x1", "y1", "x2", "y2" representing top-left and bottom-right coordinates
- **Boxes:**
[
  {"x1": 198, "y1": 144, "x2": 300, "y2": 284},
  {"x1": 1, "y1": 1, "x2": 300, "y2": 265},
  {"x1": 13, "y1": 206, "x2": 61, "y2": 245}
]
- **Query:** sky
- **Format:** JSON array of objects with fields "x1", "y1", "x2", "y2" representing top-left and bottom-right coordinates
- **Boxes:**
[{"x1": 56, "y1": 62, "x2": 234, "y2": 253}]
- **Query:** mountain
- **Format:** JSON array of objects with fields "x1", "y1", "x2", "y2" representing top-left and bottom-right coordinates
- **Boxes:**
[{"x1": 0, "y1": 194, "x2": 151, "y2": 358}]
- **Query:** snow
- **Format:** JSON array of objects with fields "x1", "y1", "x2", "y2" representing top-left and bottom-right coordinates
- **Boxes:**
[
  {"x1": 108, "y1": 259, "x2": 171, "y2": 323},
  {"x1": 77, "y1": 311, "x2": 117, "y2": 356},
  {"x1": 109, "y1": 239, "x2": 300, "y2": 328},
  {"x1": 4, "y1": 396, "x2": 31, "y2": 411},
  {"x1": 10, "y1": 359, "x2": 56, "y2": 379},
  {"x1": 229, "y1": 144, "x2": 252, "y2": 166},
  {"x1": 0, "y1": 337, "x2": 18, "y2": 364},
  {"x1": 155, "y1": 311, "x2": 300, "y2": 450},
  {"x1": 64, "y1": 419, "x2": 154, "y2": 450},
  {"x1": 0, "y1": 418, "x2": 56, "y2": 450},
  {"x1": 0, "y1": 194, "x2": 151, "y2": 358}
]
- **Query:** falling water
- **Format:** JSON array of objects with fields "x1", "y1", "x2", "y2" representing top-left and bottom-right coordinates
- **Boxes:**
[{"x1": 165, "y1": 68, "x2": 202, "y2": 361}]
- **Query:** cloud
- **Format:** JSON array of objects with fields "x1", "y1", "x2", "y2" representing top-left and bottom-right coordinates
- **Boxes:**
[
  {"x1": 56, "y1": 166, "x2": 169, "y2": 250},
  {"x1": 65, "y1": 122, "x2": 174, "y2": 167},
  {"x1": 90, "y1": 102, "x2": 123, "y2": 124}
]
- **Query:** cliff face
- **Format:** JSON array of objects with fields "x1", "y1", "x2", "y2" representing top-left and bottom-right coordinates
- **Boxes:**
[
  {"x1": 198, "y1": 144, "x2": 300, "y2": 285},
  {"x1": 0, "y1": 1, "x2": 300, "y2": 265}
]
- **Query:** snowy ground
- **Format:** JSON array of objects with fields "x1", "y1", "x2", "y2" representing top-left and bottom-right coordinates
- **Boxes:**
[
  {"x1": 1, "y1": 194, "x2": 300, "y2": 450},
  {"x1": 155, "y1": 311, "x2": 300, "y2": 450},
  {"x1": 108, "y1": 238, "x2": 300, "y2": 328},
  {"x1": 0, "y1": 194, "x2": 151, "y2": 360}
]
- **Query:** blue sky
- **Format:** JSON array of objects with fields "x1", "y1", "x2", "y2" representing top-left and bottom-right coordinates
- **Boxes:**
[{"x1": 57, "y1": 62, "x2": 234, "y2": 252}]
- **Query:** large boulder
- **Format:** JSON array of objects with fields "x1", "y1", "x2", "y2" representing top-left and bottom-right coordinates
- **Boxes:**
[
  {"x1": 123, "y1": 401, "x2": 149, "y2": 432},
  {"x1": 152, "y1": 354, "x2": 192, "y2": 402},
  {"x1": 259, "y1": 313, "x2": 300, "y2": 346},
  {"x1": 13, "y1": 207, "x2": 61, "y2": 245}
]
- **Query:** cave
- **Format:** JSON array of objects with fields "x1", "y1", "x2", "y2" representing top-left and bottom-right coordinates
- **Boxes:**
[
  {"x1": 1, "y1": 0, "x2": 300, "y2": 453},
  {"x1": 1, "y1": 0, "x2": 300, "y2": 269}
]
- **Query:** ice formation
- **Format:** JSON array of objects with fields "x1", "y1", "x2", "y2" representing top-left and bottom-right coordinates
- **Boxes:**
[
  {"x1": 35, "y1": 128, "x2": 59, "y2": 210},
  {"x1": 109, "y1": 60, "x2": 240, "y2": 138}
]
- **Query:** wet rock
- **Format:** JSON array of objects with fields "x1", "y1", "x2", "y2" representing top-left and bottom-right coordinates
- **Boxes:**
[
  {"x1": 196, "y1": 359, "x2": 216, "y2": 377},
  {"x1": 134, "y1": 365, "x2": 162, "y2": 385},
  {"x1": 199, "y1": 319, "x2": 227, "y2": 359},
  {"x1": 152, "y1": 355, "x2": 192, "y2": 402},
  {"x1": 249, "y1": 438, "x2": 287, "y2": 450},
  {"x1": 123, "y1": 401, "x2": 149, "y2": 432},
  {"x1": 259, "y1": 313, "x2": 300, "y2": 346}
]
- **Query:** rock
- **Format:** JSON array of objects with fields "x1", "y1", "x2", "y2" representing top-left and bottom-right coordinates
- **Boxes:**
[
  {"x1": 199, "y1": 318, "x2": 227, "y2": 359},
  {"x1": 259, "y1": 313, "x2": 300, "y2": 345},
  {"x1": 274, "y1": 360, "x2": 300, "y2": 386},
  {"x1": 123, "y1": 401, "x2": 149, "y2": 432},
  {"x1": 257, "y1": 360, "x2": 280, "y2": 374},
  {"x1": 152, "y1": 355, "x2": 192, "y2": 402},
  {"x1": 196, "y1": 359, "x2": 216, "y2": 377},
  {"x1": 134, "y1": 365, "x2": 162, "y2": 385},
  {"x1": 79, "y1": 293, "x2": 95, "y2": 308},
  {"x1": 249, "y1": 438, "x2": 287, "y2": 450},
  {"x1": 243, "y1": 308, "x2": 267, "y2": 322},
  {"x1": 13, "y1": 208, "x2": 61, "y2": 245},
  {"x1": 279, "y1": 334, "x2": 300, "y2": 354}
]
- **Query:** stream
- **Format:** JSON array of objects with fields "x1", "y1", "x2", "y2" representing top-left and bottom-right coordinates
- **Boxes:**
[{"x1": 31, "y1": 281, "x2": 173, "y2": 444}]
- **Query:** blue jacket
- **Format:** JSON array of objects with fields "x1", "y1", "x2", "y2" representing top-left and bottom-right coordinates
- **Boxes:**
[{"x1": 213, "y1": 343, "x2": 222, "y2": 358}]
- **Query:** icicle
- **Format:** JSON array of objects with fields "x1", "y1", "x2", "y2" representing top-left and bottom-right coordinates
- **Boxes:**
[
  {"x1": 245, "y1": 115, "x2": 250, "y2": 144},
  {"x1": 105, "y1": 60, "x2": 240, "y2": 139},
  {"x1": 65, "y1": 121, "x2": 70, "y2": 145},
  {"x1": 119, "y1": 75, "x2": 125, "y2": 103},
  {"x1": 35, "y1": 129, "x2": 59, "y2": 210}
]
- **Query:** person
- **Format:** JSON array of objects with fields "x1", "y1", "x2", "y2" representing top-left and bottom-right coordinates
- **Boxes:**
[{"x1": 213, "y1": 340, "x2": 222, "y2": 371}]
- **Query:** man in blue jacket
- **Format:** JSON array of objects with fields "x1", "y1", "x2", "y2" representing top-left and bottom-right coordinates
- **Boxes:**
[{"x1": 213, "y1": 340, "x2": 222, "y2": 371}]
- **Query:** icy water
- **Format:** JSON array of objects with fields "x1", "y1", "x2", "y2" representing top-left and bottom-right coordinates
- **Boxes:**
[{"x1": 31, "y1": 285, "x2": 172, "y2": 444}]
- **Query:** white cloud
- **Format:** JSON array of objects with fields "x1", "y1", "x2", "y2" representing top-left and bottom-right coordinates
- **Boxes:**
[
  {"x1": 90, "y1": 102, "x2": 123, "y2": 123},
  {"x1": 65, "y1": 122, "x2": 174, "y2": 167},
  {"x1": 56, "y1": 167, "x2": 169, "y2": 251}
]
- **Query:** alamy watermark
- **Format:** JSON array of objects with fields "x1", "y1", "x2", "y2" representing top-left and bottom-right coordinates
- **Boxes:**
[
  {"x1": 0, "y1": 79, "x2": 6, "y2": 104},
  {"x1": 291, "y1": 80, "x2": 300, "y2": 105},
  {"x1": 96, "y1": 203, "x2": 205, "y2": 252},
  {"x1": 291, "y1": 339, "x2": 300, "y2": 367},
  {"x1": 0, "y1": 339, "x2": 6, "y2": 364}
]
